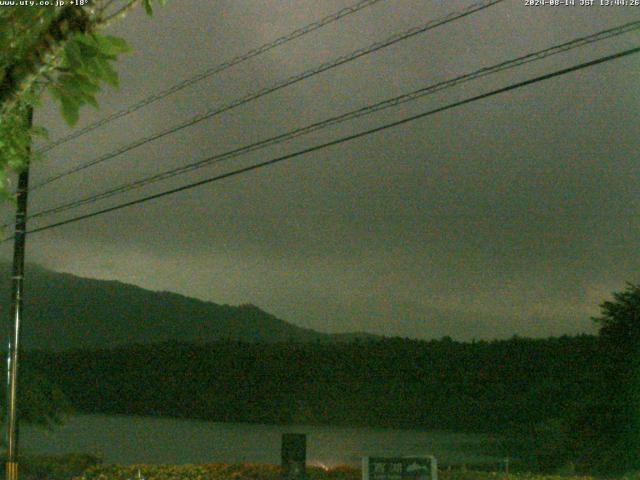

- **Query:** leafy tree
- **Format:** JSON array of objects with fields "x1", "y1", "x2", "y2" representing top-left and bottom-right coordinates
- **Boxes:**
[
  {"x1": 0, "y1": 0, "x2": 166, "y2": 195},
  {"x1": 0, "y1": 0, "x2": 166, "y2": 427},
  {"x1": 594, "y1": 283, "x2": 640, "y2": 348},
  {"x1": 588, "y1": 283, "x2": 640, "y2": 473}
]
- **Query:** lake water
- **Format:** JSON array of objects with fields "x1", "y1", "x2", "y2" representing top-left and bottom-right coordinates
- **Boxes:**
[{"x1": 20, "y1": 414, "x2": 505, "y2": 467}]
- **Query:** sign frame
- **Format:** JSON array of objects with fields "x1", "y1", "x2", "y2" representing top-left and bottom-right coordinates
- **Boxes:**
[{"x1": 362, "y1": 456, "x2": 437, "y2": 480}]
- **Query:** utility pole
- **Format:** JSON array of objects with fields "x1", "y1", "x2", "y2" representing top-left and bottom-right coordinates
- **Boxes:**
[{"x1": 5, "y1": 108, "x2": 32, "y2": 480}]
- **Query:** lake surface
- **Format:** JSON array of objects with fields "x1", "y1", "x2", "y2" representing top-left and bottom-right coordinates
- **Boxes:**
[{"x1": 20, "y1": 414, "x2": 505, "y2": 467}]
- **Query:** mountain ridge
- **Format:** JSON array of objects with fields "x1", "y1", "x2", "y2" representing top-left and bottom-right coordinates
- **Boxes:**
[{"x1": 0, "y1": 263, "x2": 380, "y2": 351}]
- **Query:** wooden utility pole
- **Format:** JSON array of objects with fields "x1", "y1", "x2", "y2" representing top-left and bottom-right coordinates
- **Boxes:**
[{"x1": 5, "y1": 108, "x2": 32, "y2": 480}]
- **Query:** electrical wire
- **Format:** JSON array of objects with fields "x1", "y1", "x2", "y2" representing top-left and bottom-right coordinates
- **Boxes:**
[
  {"x1": 36, "y1": 0, "x2": 387, "y2": 154},
  {"x1": 22, "y1": 19, "x2": 640, "y2": 223},
  {"x1": 30, "y1": 0, "x2": 505, "y2": 191},
  {"x1": 13, "y1": 45, "x2": 639, "y2": 240}
]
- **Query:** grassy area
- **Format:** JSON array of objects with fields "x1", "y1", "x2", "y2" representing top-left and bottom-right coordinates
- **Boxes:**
[
  {"x1": 74, "y1": 465, "x2": 600, "y2": 480},
  {"x1": 0, "y1": 455, "x2": 614, "y2": 480}
]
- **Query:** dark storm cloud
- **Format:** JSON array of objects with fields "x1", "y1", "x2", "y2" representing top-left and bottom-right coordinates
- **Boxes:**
[{"x1": 2, "y1": 0, "x2": 638, "y2": 339}]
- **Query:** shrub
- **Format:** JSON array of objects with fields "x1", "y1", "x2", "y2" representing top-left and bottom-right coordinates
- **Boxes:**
[{"x1": 4, "y1": 453, "x2": 102, "y2": 480}]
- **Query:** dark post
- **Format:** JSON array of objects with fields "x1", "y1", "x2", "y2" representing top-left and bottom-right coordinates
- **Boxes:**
[
  {"x1": 281, "y1": 433, "x2": 306, "y2": 480},
  {"x1": 5, "y1": 108, "x2": 32, "y2": 480}
]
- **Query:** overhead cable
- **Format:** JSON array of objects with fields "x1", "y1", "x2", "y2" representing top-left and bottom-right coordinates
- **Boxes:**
[
  {"x1": 14, "y1": 45, "x2": 640, "y2": 239},
  {"x1": 31, "y1": 0, "x2": 505, "y2": 190},
  {"x1": 36, "y1": 0, "x2": 387, "y2": 154},
  {"x1": 24, "y1": 19, "x2": 640, "y2": 223}
]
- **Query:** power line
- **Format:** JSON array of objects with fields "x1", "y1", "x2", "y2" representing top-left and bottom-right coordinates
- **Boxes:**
[
  {"x1": 30, "y1": 0, "x2": 505, "y2": 191},
  {"x1": 15, "y1": 45, "x2": 640, "y2": 239},
  {"x1": 36, "y1": 0, "x2": 387, "y2": 154},
  {"x1": 23, "y1": 19, "x2": 640, "y2": 223}
]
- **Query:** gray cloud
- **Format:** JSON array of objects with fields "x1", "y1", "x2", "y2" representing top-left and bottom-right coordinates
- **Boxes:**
[{"x1": 2, "y1": 0, "x2": 638, "y2": 340}]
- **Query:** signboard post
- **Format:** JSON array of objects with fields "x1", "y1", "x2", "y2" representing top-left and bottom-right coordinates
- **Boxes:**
[
  {"x1": 282, "y1": 433, "x2": 306, "y2": 480},
  {"x1": 362, "y1": 456, "x2": 437, "y2": 480}
]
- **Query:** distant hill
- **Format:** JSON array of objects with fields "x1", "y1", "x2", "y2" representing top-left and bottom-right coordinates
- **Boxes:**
[{"x1": 0, "y1": 263, "x2": 378, "y2": 351}]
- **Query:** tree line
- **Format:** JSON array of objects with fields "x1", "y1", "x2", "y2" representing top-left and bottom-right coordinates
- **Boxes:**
[{"x1": 15, "y1": 284, "x2": 640, "y2": 474}]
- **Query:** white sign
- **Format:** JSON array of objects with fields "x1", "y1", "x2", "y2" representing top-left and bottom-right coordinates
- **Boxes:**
[{"x1": 362, "y1": 456, "x2": 437, "y2": 480}]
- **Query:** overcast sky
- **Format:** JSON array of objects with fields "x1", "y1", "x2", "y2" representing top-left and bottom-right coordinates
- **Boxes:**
[{"x1": 1, "y1": 0, "x2": 638, "y2": 340}]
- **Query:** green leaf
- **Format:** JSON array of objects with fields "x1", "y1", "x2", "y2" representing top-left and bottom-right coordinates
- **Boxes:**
[
  {"x1": 77, "y1": 77, "x2": 99, "y2": 96},
  {"x1": 85, "y1": 95, "x2": 98, "y2": 109},
  {"x1": 7, "y1": 157, "x2": 25, "y2": 171},
  {"x1": 75, "y1": 33, "x2": 99, "y2": 49},
  {"x1": 142, "y1": 0, "x2": 153, "y2": 15},
  {"x1": 76, "y1": 39, "x2": 100, "y2": 60},
  {"x1": 95, "y1": 57, "x2": 119, "y2": 87},
  {"x1": 58, "y1": 73, "x2": 81, "y2": 90},
  {"x1": 59, "y1": 73, "x2": 99, "y2": 97},
  {"x1": 64, "y1": 41, "x2": 83, "y2": 69},
  {"x1": 57, "y1": 77, "x2": 87, "y2": 105},
  {"x1": 55, "y1": 76, "x2": 98, "y2": 111},
  {"x1": 78, "y1": 56, "x2": 101, "y2": 79},
  {"x1": 94, "y1": 34, "x2": 131, "y2": 56},
  {"x1": 60, "y1": 97, "x2": 79, "y2": 126}
]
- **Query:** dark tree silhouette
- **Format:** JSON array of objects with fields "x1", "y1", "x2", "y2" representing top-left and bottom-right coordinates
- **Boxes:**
[
  {"x1": 594, "y1": 283, "x2": 640, "y2": 347},
  {"x1": 587, "y1": 283, "x2": 640, "y2": 473}
]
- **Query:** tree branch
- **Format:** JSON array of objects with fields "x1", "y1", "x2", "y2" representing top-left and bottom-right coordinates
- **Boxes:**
[
  {"x1": 0, "y1": 5, "x2": 92, "y2": 117},
  {"x1": 100, "y1": 0, "x2": 139, "y2": 26}
]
